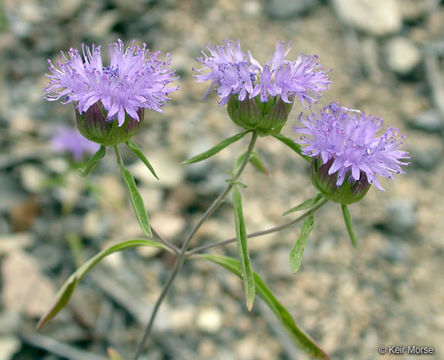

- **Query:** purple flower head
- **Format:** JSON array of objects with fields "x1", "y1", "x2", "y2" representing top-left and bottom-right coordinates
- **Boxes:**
[
  {"x1": 44, "y1": 39, "x2": 178, "y2": 126},
  {"x1": 51, "y1": 127, "x2": 100, "y2": 161},
  {"x1": 194, "y1": 39, "x2": 331, "y2": 107},
  {"x1": 294, "y1": 102, "x2": 410, "y2": 191}
]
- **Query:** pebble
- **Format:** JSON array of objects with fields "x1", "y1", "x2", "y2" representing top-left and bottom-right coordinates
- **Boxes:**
[
  {"x1": 385, "y1": 199, "x2": 416, "y2": 235},
  {"x1": 1, "y1": 250, "x2": 55, "y2": 317},
  {"x1": 332, "y1": 0, "x2": 402, "y2": 36},
  {"x1": 386, "y1": 37, "x2": 421, "y2": 75},
  {"x1": 150, "y1": 212, "x2": 185, "y2": 239},
  {"x1": 409, "y1": 108, "x2": 443, "y2": 133},
  {"x1": 0, "y1": 174, "x2": 26, "y2": 213},
  {"x1": 409, "y1": 134, "x2": 443, "y2": 170},
  {"x1": 266, "y1": 0, "x2": 319, "y2": 19},
  {"x1": 196, "y1": 307, "x2": 223, "y2": 333},
  {"x1": 129, "y1": 151, "x2": 185, "y2": 189},
  {"x1": 0, "y1": 336, "x2": 20, "y2": 360}
]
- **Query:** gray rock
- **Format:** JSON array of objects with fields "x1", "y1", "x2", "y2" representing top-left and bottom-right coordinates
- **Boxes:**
[
  {"x1": 409, "y1": 108, "x2": 443, "y2": 133},
  {"x1": 385, "y1": 199, "x2": 416, "y2": 234},
  {"x1": 0, "y1": 336, "x2": 20, "y2": 360},
  {"x1": 332, "y1": 0, "x2": 402, "y2": 36},
  {"x1": 0, "y1": 174, "x2": 26, "y2": 213},
  {"x1": 386, "y1": 37, "x2": 421, "y2": 75},
  {"x1": 266, "y1": 0, "x2": 320, "y2": 19}
]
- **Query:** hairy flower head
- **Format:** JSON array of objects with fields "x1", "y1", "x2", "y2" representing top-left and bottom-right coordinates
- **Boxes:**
[
  {"x1": 294, "y1": 102, "x2": 410, "y2": 191},
  {"x1": 44, "y1": 39, "x2": 178, "y2": 126},
  {"x1": 194, "y1": 39, "x2": 331, "y2": 107}
]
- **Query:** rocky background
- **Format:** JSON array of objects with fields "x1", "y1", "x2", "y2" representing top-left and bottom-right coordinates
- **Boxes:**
[{"x1": 0, "y1": 0, "x2": 443, "y2": 359}]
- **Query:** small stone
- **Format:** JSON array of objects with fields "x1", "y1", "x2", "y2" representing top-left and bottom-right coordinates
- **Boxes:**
[
  {"x1": 401, "y1": 0, "x2": 437, "y2": 21},
  {"x1": 409, "y1": 133, "x2": 443, "y2": 171},
  {"x1": 168, "y1": 306, "x2": 195, "y2": 331},
  {"x1": 2, "y1": 250, "x2": 56, "y2": 317},
  {"x1": 266, "y1": 0, "x2": 320, "y2": 19},
  {"x1": 409, "y1": 108, "x2": 443, "y2": 133},
  {"x1": 129, "y1": 151, "x2": 185, "y2": 189},
  {"x1": 151, "y1": 212, "x2": 185, "y2": 239},
  {"x1": 0, "y1": 233, "x2": 34, "y2": 255},
  {"x1": 0, "y1": 174, "x2": 26, "y2": 213},
  {"x1": 19, "y1": 165, "x2": 46, "y2": 193},
  {"x1": 332, "y1": 0, "x2": 402, "y2": 36},
  {"x1": 196, "y1": 307, "x2": 223, "y2": 333},
  {"x1": 385, "y1": 199, "x2": 416, "y2": 234},
  {"x1": 0, "y1": 336, "x2": 20, "y2": 360},
  {"x1": 386, "y1": 37, "x2": 421, "y2": 75}
]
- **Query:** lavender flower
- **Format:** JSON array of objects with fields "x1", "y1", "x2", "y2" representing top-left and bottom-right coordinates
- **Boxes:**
[
  {"x1": 195, "y1": 39, "x2": 331, "y2": 107},
  {"x1": 294, "y1": 103, "x2": 410, "y2": 191},
  {"x1": 44, "y1": 39, "x2": 178, "y2": 126},
  {"x1": 51, "y1": 127, "x2": 100, "y2": 161}
]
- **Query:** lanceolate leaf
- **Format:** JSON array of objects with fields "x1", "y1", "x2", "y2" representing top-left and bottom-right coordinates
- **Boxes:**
[
  {"x1": 273, "y1": 133, "x2": 311, "y2": 162},
  {"x1": 283, "y1": 193, "x2": 324, "y2": 216},
  {"x1": 232, "y1": 185, "x2": 256, "y2": 310},
  {"x1": 341, "y1": 204, "x2": 358, "y2": 248},
  {"x1": 197, "y1": 254, "x2": 330, "y2": 360},
  {"x1": 289, "y1": 214, "x2": 314, "y2": 273},
  {"x1": 233, "y1": 151, "x2": 268, "y2": 176},
  {"x1": 248, "y1": 151, "x2": 268, "y2": 175},
  {"x1": 183, "y1": 130, "x2": 250, "y2": 165},
  {"x1": 120, "y1": 167, "x2": 152, "y2": 238},
  {"x1": 81, "y1": 146, "x2": 106, "y2": 176},
  {"x1": 126, "y1": 140, "x2": 159, "y2": 180},
  {"x1": 37, "y1": 239, "x2": 167, "y2": 330}
]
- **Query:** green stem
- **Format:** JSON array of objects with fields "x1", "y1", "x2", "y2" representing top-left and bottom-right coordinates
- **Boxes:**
[
  {"x1": 186, "y1": 198, "x2": 329, "y2": 256},
  {"x1": 133, "y1": 131, "x2": 258, "y2": 360}
]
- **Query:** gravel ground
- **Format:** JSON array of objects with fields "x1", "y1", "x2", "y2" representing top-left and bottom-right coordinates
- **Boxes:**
[{"x1": 0, "y1": 1, "x2": 443, "y2": 359}]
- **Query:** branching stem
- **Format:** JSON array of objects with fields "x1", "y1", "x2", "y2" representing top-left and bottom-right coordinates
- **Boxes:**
[{"x1": 133, "y1": 131, "x2": 258, "y2": 360}]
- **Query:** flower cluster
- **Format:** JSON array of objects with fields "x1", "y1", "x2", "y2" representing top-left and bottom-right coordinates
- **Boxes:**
[
  {"x1": 194, "y1": 39, "x2": 331, "y2": 107},
  {"x1": 294, "y1": 103, "x2": 410, "y2": 191},
  {"x1": 44, "y1": 39, "x2": 178, "y2": 126},
  {"x1": 51, "y1": 127, "x2": 100, "y2": 161}
]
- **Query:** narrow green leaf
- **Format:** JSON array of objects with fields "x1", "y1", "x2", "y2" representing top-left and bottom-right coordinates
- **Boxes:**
[
  {"x1": 249, "y1": 151, "x2": 268, "y2": 175},
  {"x1": 273, "y1": 133, "x2": 311, "y2": 162},
  {"x1": 126, "y1": 140, "x2": 159, "y2": 180},
  {"x1": 183, "y1": 130, "x2": 250, "y2": 165},
  {"x1": 197, "y1": 254, "x2": 330, "y2": 360},
  {"x1": 120, "y1": 167, "x2": 152, "y2": 238},
  {"x1": 37, "y1": 239, "x2": 166, "y2": 330},
  {"x1": 341, "y1": 204, "x2": 358, "y2": 248},
  {"x1": 233, "y1": 151, "x2": 267, "y2": 176},
  {"x1": 283, "y1": 193, "x2": 324, "y2": 216},
  {"x1": 232, "y1": 185, "x2": 256, "y2": 310},
  {"x1": 289, "y1": 214, "x2": 314, "y2": 273},
  {"x1": 81, "y1": 146, "x2": 105, "y2": 176}
]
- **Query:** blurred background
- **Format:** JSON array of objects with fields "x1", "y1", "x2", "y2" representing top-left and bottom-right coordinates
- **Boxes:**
[{"x1": 0, "y1": 0, "x2": 443, "y2": 359}]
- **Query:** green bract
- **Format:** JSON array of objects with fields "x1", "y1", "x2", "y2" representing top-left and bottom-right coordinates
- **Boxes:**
[
  {"x1": 227, "y1": 95, "x2": 292, "y2": 136},
  {"x1": 75, "y1": 103, "x2": 144, "y2": 146},
  {"x1": 311, "y1": 158, "x2": 371, "y2": 205}
]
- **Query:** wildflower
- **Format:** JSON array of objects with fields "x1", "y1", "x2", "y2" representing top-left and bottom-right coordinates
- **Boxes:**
[
  {"x1": 294, "y1": 102, "x2": 409, "y2": 203},
  {"x1": 44, "y1": 39, "x2": 177, "y2": 145},
  {"x1": 51, "y1": 127, "x2": 100, "y2": 161},
  {"x1": 195, "y1": 39, "x2": 330, "y2": 135},
  {"x1": 195, "y1": 39, "x2": 330, "y2": 107}
]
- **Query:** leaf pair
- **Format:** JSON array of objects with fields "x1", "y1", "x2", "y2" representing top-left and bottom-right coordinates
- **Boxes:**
[
  {"x1": 37, "y1": 239, "x2": 168, "y2": 330},
  {"x1": 198, "y1": 254, "x2": 330, "y2": 360}
]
